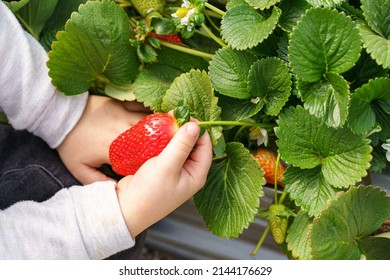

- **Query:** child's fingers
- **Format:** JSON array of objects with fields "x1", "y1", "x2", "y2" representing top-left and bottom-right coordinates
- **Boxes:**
[
  {"x1": 183, "y1": 130, "x2": 213, "y2": 184},
  {"x1": 157, "y1": 121, "x2": 200, "y2": 174}
]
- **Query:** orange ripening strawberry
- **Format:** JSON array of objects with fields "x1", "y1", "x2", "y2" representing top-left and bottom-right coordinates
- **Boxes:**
[
  {"x1": 148, "y1": 32, "x2": 184, "y2": 45},
  {"x1": 253, "y1": 148, "x2": 285, "y2": 186},
  {"x1": 109, "y1": 113, "x2": 179, "y2": 176}
]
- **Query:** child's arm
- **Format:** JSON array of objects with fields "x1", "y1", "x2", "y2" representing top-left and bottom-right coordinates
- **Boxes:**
[
  {"x1": 0, "y1": 1, "x2": 88, "y2": 149},
  {"x1": 0, "y1": 121, "x2": 212, "y2": 259}
]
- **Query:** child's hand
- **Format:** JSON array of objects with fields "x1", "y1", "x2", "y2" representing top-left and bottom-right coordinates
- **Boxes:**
[
  {"x1": 57, "y1": 95, "x2": 150, "y2": 184},
  {"x1": 115, "y1": 120, "x2": 213, "y2": 237}
]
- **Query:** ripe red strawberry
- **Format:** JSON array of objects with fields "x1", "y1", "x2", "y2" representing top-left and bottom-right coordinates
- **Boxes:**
[
  {"x1": 253, "y1": 148, "x2": 285, "y2": 186},
  {"x1": 148, "y1": 32, "x2": 184, "y2": 45},
  {"x1": 109, "y1": 113, "x2": 179, "y2": 176}
]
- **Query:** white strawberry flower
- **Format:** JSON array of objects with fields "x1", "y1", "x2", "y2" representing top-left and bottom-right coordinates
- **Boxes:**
[
  {"x1": 182, "y1": 0, "x2": 191, "y2": 8},
  {"x1": 382, "y1": 139, "x2": 390, "y2": 162},
  {"x1": 249, "y1": 126, "x2": 268, "y2": 147},
  {"x1": 171, "y1": 0, "x2": 198, "y2": 32}
]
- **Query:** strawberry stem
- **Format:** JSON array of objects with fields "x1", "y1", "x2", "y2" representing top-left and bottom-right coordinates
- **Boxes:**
[
  {"x1": 205, "y1": 2, "x2": 226, "y2": 17},
  {"x1": 158, "y1": 40, "x2": 213, "y2": 60},
  {"x1": 204, "y1": 10, "x2": 223, "y2": 19},
  {"x1": 200, "y1": 23, "x2": 226, "y2": 47},
  {"x1": 198, "y1": 120, "x2": 275, "y2": 128},
  {"x1": 274, "y1": 152, "x2": 282, "y2": 204},
  {"x1": 250, "y1": 223, "x2": 271, "y2": 256},
  {"x1": 278, "y1": 191, "x2": 288, "y2": 205},
  {"x1": 205, "y1": 13, "x2": 221, "y2": 33}
]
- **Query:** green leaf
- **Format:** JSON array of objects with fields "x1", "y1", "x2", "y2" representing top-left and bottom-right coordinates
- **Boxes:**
[
  {"x1": 275, "y1": 106, "x2": 372, "y2": 187},
  {"x1": 284, "y1": 166, "x2": 338, "y2": 217},
  {"x1": 343, "y1": 50, "x2": 389, "y2": 91},
  {"x1": 133, "y1": 47, "x2": 208, "y2": 112},
  {"x1": 104, "y1": 83, "x2": 135, "y2": 101},
  {"x1": 16, "y1": 0, "x2": 58, "y2": 39},
  {"x1": 348, "y1": 78, "x2": 390, "y2": 138},
  {"x1": 133, "y1": 64, "x2": 182, "y2": 112},
  {"x1": 244, "y1": 0, "x2": 282, "y2": 10},
  {"x1": 306, "y1": 0, "x2": 346, "y2": 7},
  {"x1": 162, "y1": 70, "x2": 223, "y2": 146},
  {"x1": 248, "y1": 57, "x2": 292, "y2": 116},
  {"x1": 310, "y1": 186, "x2": 390, "y2": 260},
  {"x1": 221, "y1": 4, "x2": 281, "y2": 50},
  {"x1": 359, "y1": 23, "x2": 390, "y2": 69},
  {"x1": 151, "y1": 17, "x2": 177, "y2": 35},
  {"x1": 370, "y1": 145, "x2": 388, "y2": 174},
  {"x1": 357, "y1": 236, "x2": 390, "y2": 260},
  {"x1": 218, "y1": 95, "x2": 264, "y2": 121},
  {"x1": 361, "y1": 0, "x2": 390, "y2": 39},
  {"x1": 286, "y1": 210, "x2": 313, "y2": 260},
  {"x1": 137, "y1": 43, "x2": 158, "y2": 63},
  {"x1": 194, "y1": 142, "x2": 265, "y2": 238},
  {"x1": 4, "y1": 0, "x2": 30, "y2": 13},
  {"x1": 209, "y1": 47, "x2": 257, "y2": 99},
  {"x1": 40, "y1": 0, "x2": 88, "y2": 51},
  {"x1": 289, "y1": 8, "x2": 362, "y2": 82},
  {"x1": 298, "y1": 72, "x2": 350, "y2": 127},
  {"x1": 226, "y1": 0, "x2": 247, "y2": 10},
  {"x1": 278, "y1": 0, "x2": 311, "y2": 32},
  {"x1": 47, "y1": 0, "x2": 139, "y2": 95}
]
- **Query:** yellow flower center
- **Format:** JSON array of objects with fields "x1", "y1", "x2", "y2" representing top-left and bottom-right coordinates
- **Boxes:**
[{"x1": 175, "y1": 7, "x2": 189, "y2": 18}]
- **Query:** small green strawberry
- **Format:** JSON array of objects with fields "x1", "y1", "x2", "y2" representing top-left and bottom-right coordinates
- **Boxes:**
[
  {"x1": 130, "y1": 0, "x2": 165, "y2": 17},
  {"x1": 269, "y1": 215, "x2": 289, "y2": 245},
  {"x1": 109, "y1": 113, "x2": 179, "y2": 176},
  {"x1": 261, "y1": 204, "x2": 294, "y2": 245}
]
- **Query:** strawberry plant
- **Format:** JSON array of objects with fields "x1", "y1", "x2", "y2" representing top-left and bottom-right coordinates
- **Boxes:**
[{"x1": 9, "y1": 0, "x2": 390, "y2": 259}]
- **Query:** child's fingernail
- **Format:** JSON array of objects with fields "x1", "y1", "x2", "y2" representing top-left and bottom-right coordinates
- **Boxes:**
[{"x1": 186, "y1": 122, "x2": 200, "y2": 137}]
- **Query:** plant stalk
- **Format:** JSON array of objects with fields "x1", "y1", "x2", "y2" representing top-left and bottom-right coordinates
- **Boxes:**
[
  {"x1": 204, "y1": 9, "x2": 223, "y2": 19},
  {"x1": 198, "y1": 120, "x2": 275, "y2": 128},
  {"x1": 250, "y1": 223, "x2": 270, "y2": 256},
  {"x1": 205, "y1": 2, "x2": 226, "y2": 17},
  {"x1": 205, "y1": 12, "x2": 221, "y2": 33},
  {"x1": 274, "y1": 152, "x2": 282, "y2": 204},
  {"x1": 200, "y1": 23, "x2": 226, "y2": 47},
  {"x1": 158, "y1": 40, "x2": 214, "y2": 60}
]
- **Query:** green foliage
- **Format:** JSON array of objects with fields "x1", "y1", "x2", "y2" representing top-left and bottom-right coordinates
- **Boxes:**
[
  {"x1": 289, "y1": 8, "x2": 361, "y2": 83},
  {"x1": 47, "y1": 0, "x2": 139, "y2": 96},
  {"x1": 221, "y1": 4, "x2": 281, "y2": 50},
  {"x1": 40, "y1": 0, "x2": 88, "y2": 50},
  {"x1": 209, "y1": 47, "x2": 257, "y2": 99},
  {"x1": 193, "y1": 142, "x2": 265, "y2": 238},
  {"x1": 276, "y1": 106, "x2": 372, "y2": 187},
  {"x1": 359, "y1": 0, "x2": 390, "y2": 68},
  {"x1": 18, "y1": 0, "x2": 390, "y2": 258},
  {"x1": 286, "y1": 211, "x2": 312, "y2": 260},
  {"x1": 13, "y1": 0, "x2": 58, "y2": 39},
  {"x1": 348, "y1": 78, "x2": 390, "y2": 138},
  {"x1": 248, "y1": 57, "x2": 291, "y2": 116},
  {"x1": 310, "y1": 186, "x2": 390, "y2": 260},
  {"x1": 162, "y1": 70, "x2": 223, "y2": 146}
]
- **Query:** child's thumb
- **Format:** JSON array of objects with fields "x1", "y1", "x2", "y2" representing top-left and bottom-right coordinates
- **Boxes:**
[{"x1": 158, "y1": 122, "x2": 200, "y2": 171}]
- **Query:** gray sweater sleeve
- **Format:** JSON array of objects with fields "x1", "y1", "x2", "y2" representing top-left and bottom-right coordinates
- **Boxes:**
[
  {"x1": 0, "y1": 2, "x2": 135, "y2": 259},
  {"x1": 0, "y1": 1, "x2": 87, "y2": 148},
  {"x1": 0, "y1": 181, "x2": 135, "y2": 259}
]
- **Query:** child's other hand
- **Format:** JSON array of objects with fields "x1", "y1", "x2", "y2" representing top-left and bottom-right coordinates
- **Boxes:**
[
  {"x1": 116, "y1": 120, "x2": 213, "y2": 237},
  {"x1": 57, "y1": 95, "x2": 150, "y2": 184}
]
